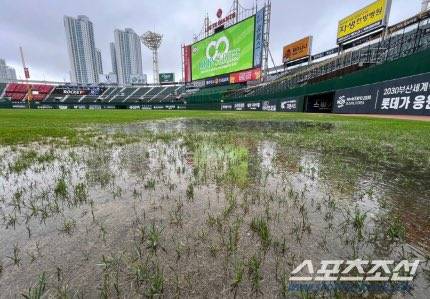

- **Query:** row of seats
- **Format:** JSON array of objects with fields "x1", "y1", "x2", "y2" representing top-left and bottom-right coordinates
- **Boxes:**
[
  {"x1": 4, "y1": 83, "x2": 54, "y2": 101},
  {"x1": 0, "y1": 84, "x2": 183, "y2": 103}
]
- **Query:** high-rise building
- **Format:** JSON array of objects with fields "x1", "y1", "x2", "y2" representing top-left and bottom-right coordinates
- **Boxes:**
[
  {"x1": 110, "y1": 42, "x2": 118, "y2": 75},
  {"x1": 113, "y1": 28, "x2": 143, "y2": 85},
  {"x1": 0, "y1": 59, "x2": 17, "y2": 81},
  {"x1": 96, "y1": 48, "x2": 103, "y2": 75},
  {"x1": 63, "y1": 15, "x2": 99, "y2": 84}
]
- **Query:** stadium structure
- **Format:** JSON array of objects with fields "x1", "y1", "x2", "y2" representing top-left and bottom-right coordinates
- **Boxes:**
[{"x1": 1, "y1": 0, "x2": 430, "y2": 116}]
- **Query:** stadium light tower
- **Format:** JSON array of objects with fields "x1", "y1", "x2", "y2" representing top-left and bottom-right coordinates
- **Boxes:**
[{"x1": 141, "y1": 31, "x2": 163, "y2": 84}]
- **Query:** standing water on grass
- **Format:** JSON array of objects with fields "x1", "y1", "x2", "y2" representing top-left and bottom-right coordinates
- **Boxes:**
[{"x1": 0, "y1": 119, "x2": 429, "y2": 297}]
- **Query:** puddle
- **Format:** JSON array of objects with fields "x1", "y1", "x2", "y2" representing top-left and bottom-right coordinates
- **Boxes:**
[
  {"x1": 103, "y1": 118, "x2": 335, "y2": 134},
  {"x1": 0, "y1": 119, "x2": 429, "y2": 297}
]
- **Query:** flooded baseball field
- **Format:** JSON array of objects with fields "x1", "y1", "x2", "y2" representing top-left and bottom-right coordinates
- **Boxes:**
[{"x1": 0, "y1": 119, "x2": 429, "y2": 298}]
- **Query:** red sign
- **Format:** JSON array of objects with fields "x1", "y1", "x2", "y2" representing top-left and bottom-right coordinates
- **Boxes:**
[
  {"x1": 24, "y1": 67, "x2": 30, "y2": 79},
  {"x1": 230, "y1": 68, "x2": 261, "y2": 84},
  {"x1": 206, "y1": 12, "x2": 236, "y2": 32},
  {"x1": 183, "y1": 45, "x2": 192, "y2": 83}
]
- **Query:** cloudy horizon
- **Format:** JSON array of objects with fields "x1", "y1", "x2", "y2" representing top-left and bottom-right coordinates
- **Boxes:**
[{"x1": 0, "y1": 0, "x2": 422, "y2": 83}]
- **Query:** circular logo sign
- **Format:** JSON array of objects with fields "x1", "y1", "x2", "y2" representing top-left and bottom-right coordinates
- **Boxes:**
[
  {"x1": 206, "y1": 36, "x2": 229, "y2": 61},
  {"x1": 216, "y1": 8, "x2": 223, "y2": 18}
]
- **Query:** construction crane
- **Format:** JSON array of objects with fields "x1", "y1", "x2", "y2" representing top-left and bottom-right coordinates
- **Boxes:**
[{"x1": 19, "y1": 46, "x2": 32, "y2": 108}]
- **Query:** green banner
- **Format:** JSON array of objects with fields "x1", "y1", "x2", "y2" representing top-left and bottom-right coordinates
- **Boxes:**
[
  {"x1": 192, "y1": 17, "x2": 255, "y2": 81},
  {"x1": 159, "y1": 73, "x2": 175, "y2": 83}
]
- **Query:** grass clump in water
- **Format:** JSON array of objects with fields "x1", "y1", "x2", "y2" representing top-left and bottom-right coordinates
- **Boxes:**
[
  {"x1": 250, "y1": 216, "x2": 271, "y2": 250},
  {"x1": 387, "y1": 216, "x2": 406, "y2": 241},
  {"x1": 21, "y1": 272, "x2": 47, "y2": 299},
  {"x1": 54, "y1": 177, "x2": 68, "y2": 199}
]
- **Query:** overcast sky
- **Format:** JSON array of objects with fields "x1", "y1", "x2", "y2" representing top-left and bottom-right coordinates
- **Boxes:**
[{"x1": 0, "y1": 0, "x2": 421, "y2": 82}]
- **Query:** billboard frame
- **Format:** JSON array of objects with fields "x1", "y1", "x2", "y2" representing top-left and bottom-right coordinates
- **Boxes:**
[
  {"x1": 282, "y1": 36, "x2": 313, "y2": 64},
  {"x1": 337, "y1": 0, "x2": 392, "y2": 45},
  {"x1": 159, "y1": 73, "x2": 175, "y2": 84},
  {"x1": 190, "y1": 14, "x2": 257, "y2": 82}
]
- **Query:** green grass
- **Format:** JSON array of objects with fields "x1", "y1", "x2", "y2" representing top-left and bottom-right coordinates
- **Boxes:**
[{"x1": 1, "y1": 109, "x2": 429, "y2": 168}]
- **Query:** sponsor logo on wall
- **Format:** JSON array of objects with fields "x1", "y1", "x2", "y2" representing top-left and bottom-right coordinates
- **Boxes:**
[
  {"x1": 262, "y1": 101, "x2": 277, "y2": 111},
  {"x1": 334, "y1": 72, "x2": 430, "y2": 115},
  {"x1": 54, "y1": 87, "x2": 106, "y2": 96},
  {"x1": 188, "y1": 80, "x2": 206, "y2": 88},
  {"x1": 234, "y1": 103, "x2": 245, "y2": 110},
  {"x1": 206, "y1": 75, "x2": 230, "y2": 87},
  {"x1": 221, "y1": 104, "x2": 233, "y2": 110},
  {"x1": 335, "y1": 93, "x2": 374, "y2": 109},
  {"x1": 246, "y1": 102, "x2": 261, "y2": 110},
  {"x1": 280, "y1": 99, "x2": 298, "y2": 112}
]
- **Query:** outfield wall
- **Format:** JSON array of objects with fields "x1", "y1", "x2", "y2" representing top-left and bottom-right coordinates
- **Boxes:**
[{"x1": 188, "y1": 48, "x2": 430, "y2": 115}]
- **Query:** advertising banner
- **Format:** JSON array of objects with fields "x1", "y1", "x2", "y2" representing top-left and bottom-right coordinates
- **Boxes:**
[
  {"x1": 53, "y1": 87, "x2": 106, "y2": 96},
  {"x1": 333, "y1": 85, "x2": 379, "y2": 114},
  {"x1": 88, "y1": 87, "x2": 106, "y2": 96},
  {"x1": 159, "y1": 73, "x2": 175, "y2": 84},
  {"x1": 24, "y1": 67, "x2": 30, "y2": 79},
  {"x1": 187, "y1": 80, "x2": 206, "y2": 88},
  {"x1": 337, "y1": 0, "x2": 391, "y2": 44},
  {"x1": 377, "y1": 73, "x2": 430, "y2": 115},
  {"x1": 246, "y1": 102, "x2": 261, "y2": 111},
  {"x1": 312, "y1": 47, "x2": 339, "y2": 60},
  {"x1": 280, "y1": 99, "x2": 299, "y2": 112},
  {"x1": 254, "y1": 8, "x2": 265, "y2": 67},
  {"x1": 234, "y1": 102, "x2": 245, "y2": 111},
  {"x1": 184, "y1": 45, "x2": 192, "y2": 82},
  {"x1": 387, "y1": 10, "x2": 430, "y2": 34},
  {"x1": 221, "y1": 104, "x2": 233, "y2": 110},
  {"x1": 53, "y1": 87, "x2": 86, "y2": 96},
  {"x1": 262, "y1": 100, "x2": 277, "y2": 112},
  {"x1": 192, "y1": 16, "x2": 255, "y2": 81},
  {"x1": 334, "y1": 72, "x2": 430, "y2": 115},
  {"x1": 205, "y1": 75, "x2": 230, "y2": 87},
  {"x1": 283, "y1": 36, "x2": 312, "y2": 63},
  {"x1": 230, "y1": 68, "x2": 261, "y2": 84}
]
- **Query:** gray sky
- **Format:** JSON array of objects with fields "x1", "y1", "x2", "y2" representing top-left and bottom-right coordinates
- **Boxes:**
[{"x1": 0, "y1": 0, "x2": 421, "y2": 82}]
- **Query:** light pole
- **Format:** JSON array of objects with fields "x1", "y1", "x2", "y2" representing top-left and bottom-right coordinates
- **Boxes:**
[{"x1": 141, "y1": 31, "x2": 163, "y2": 85}]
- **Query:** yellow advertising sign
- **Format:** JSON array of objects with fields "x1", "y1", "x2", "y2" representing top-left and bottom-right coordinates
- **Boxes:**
[
  {"x1": 282, "y1": 36, "x2": 312, "y2": 63},
  {"x1": 337, "y1": 0, "x2": 391, "y2": 44}
]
